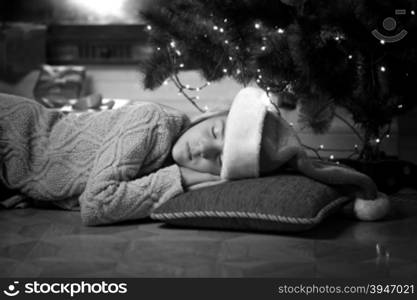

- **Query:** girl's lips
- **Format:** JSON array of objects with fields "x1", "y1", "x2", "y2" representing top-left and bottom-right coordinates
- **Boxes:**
[{"x1": 187, "y1": 143, "x2": 192, "y2": 160}]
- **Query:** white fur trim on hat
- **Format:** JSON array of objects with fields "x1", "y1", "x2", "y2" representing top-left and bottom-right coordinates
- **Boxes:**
[
  {"x1": 354, "y1": 192, "x2": 390, "y2": 221},
  {"x1": 220, "y1": 87, "x2": 271, "y2": 179}
]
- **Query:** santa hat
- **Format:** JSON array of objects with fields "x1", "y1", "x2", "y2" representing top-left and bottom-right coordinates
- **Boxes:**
[{"x1": 218, "y1": 87, "x2": 390, "y2": 221}]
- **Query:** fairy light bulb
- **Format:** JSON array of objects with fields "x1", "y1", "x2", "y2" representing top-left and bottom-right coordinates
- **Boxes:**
[
  {"x1": 380, "y1": 66, "x2": 386, "y2": 72},
  {"x1": 277, "y1": 28, "x2": 284, "y2": 34},
  {"x1": 219, "y1": 28, "x2": 224, "y2": 33},
  {"x1": 204, "y1": 105, "x2": 209, "y2": 111},
  {"x1": 163, "y1": 80, "x2": 169, "y2": 85},
  {"x1": 319, "y1": 144, "x2": 324, "y2": 149},
  {"x1": 176, "y1": 50, "x2": 182, "y2": 56},
  {"x1": 196, "y1": 96, "x2": 200, "y2": 100},
  {"x1": 207, "y1": 82, "x2": 211, "y2": 86},
  {"x1": 411, "y1": 10, "x2": 415, "y2": 15},
  {"x1": 261, "y1": 46, "x2": 267, "y2": 51},
  {"x1": 156, "y1": 47, "x2": 161, "y2": 51},
  {"x1": 229, "y1": 56, "x2": 233, "y2": 61},
  {"x1": 224, "y1": 18, "x2": 228, "y2": 23},
  {"x1": 257, "y1": 69, "x2": 261, "y2": 73},
  {"x1": 375, "y1": 138, "x2": 381, "y2": 144},
  {"x1": 185, "y1": 84, "x2": 190, "y2": 89},
  {"x1": 236, "y1": 69, "x2": 241, "y2": 74},
  {"x1": 179, "y1": 63, "x2": 184, "y2": 68},
  {"x1": 254, "y1": 23, "x2": 261, "y2": 29},
  {"x1": 224, "y1": 40, "x2": 229, "y2": 44},
  {"x1": 223, "y1": 68, "x2": 228, "y2": 73},
  {"x1": 213, "y1": 25, "x2": 218, "y2": 31},
  {"x1": 348, "y1": 54, "x2": 353, "y2": 59},
  {"x1": 330, "y1": 155, "x2": 335, "y2": 160},
  {"x1": 398, "y1": 104, "x2": 403, "y2": 109},
  {"x1": 380, "y1": 40, "x2": 386, "y2": 45},
  {"x1": 170, "y1": 41, "x2": 176, "y2": 48},
  {"x1": 146, "y1": 25, "x2": 152, "y2": 31}
]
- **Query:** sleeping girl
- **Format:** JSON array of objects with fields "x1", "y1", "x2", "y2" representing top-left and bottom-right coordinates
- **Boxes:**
[{"x1": 0, "y1": 88, "x2": 389, "y2": 226}]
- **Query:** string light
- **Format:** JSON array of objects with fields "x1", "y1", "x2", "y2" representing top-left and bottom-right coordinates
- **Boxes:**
[
  {"x1": 219, "y1": 28, "x2": 224, "y2": 33},
  {"x1": 348, "y1": 54, "x2": 353, "y2": 59},
  {"x1": 179, "y1": 63, "x2": 184, "y2": 68},
  {"x1": 261, "y1": 46, "x2": 267, "y2": 51},
  {"x1": 236, "y1": 69, "x2": 241, "y2": 74},
  {"x1": 398, "y1": 104, "x2": 403, "y2": 109},
  {"x1": 213, "y1": 25, "x2": 218, "y2": 31},
  {"x1": 229, "y1": 56, "x2": 233, "y2": 61},
  {"x1": 380, "y1": 66, "x2": 386, "y2": 72},
  {"x1": 319, "y1": 144, "x2": 324, "y2": 149},
  {"x1": 375, "y1": 138, "x2": 381, "y2": 144},
  {"x1": 224, "y1": 40, "x2": 229, "y2": 44},
  {"x1": 277, "y1": 28, "x2": 285, "y2": 34},
  {"x1": 146, "y1": 25, "x2": 152, "y2": 31},
  {"x1": 254, "y1": 23, "x2": 261, "y2": 29},
  {"x1": 380, "y1": 40, "x2": 386, "y2": 45},
  {"x1": 330, "y1": 155, "x2": 335, "y2": 160},
  {"x1": 170, "y1": 41, "x2": 176, "y2": 48},
  {"x1": 411, "y1": 10, "x2": 415, "y2": 15},
  {"x1": 223, "y1": 68, "x2": 228, "y2": 73},
  {"x1": 224, "y1": 18, "x2": 228, "y2": 23},
  {"x1": 175, "y1": 50, "x2": 182, "y2": 56},
  {"x1": 163, "y1": 80, "x2": 169, "y2": 85}
]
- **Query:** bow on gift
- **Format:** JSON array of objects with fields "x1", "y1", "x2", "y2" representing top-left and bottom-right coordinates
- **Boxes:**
[
  {"x1": 34, "y1": 64, "x2": 86, "y2": 108},
  {"x1": 38, "y1": 64, "x2": 86, "y2": 87}
]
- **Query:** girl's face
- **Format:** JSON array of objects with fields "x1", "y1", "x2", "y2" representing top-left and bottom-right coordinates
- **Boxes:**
[{"x1": 172, "y1": 115, "x2": 227, "y2": 175}]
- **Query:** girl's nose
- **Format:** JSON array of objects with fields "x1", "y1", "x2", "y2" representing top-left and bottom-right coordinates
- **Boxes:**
[{"x1": 197, "y1": 139, "x2": 220, "y2": 158}]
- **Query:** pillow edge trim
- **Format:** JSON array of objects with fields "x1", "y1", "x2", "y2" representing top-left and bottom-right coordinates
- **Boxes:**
[{"x1": 150, "y1": 196, "x2": 351, "y2": 225}]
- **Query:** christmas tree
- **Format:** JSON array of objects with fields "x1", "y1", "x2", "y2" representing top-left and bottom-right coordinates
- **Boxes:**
[{"x1": 138, "y1": 0, "x2": 417, "y2": 160}]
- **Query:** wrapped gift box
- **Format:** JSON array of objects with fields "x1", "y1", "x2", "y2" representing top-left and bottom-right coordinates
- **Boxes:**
[{"x1": 33, "y1": 64, "x2": 86, "y2": 108}]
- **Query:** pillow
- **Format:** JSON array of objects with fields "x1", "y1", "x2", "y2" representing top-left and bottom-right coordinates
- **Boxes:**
[{"x1": 151, "y1": 174, "x2": 351, "y2": 232}]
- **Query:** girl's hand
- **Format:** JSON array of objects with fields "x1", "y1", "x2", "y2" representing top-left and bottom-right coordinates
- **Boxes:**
[{"x1": 179, "y1": 166, "x2": 223, "y2": 190}]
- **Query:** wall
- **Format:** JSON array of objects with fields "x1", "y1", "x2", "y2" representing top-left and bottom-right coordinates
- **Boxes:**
[{"x1": 0, "y1": 65, "x2": 399, "y2": 160}]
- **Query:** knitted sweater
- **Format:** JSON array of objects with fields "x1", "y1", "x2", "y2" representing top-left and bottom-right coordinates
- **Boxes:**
[{"x1": 0, "y1": 93, "x2": 190, "y2": 226}]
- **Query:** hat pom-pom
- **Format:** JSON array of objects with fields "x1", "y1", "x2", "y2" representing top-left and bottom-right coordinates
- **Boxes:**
[{"x1": 353, "y1": 192, "x2": 390, "y2": 221}]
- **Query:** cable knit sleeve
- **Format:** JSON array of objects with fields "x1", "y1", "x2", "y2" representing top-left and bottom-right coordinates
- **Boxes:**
[{"x1": 78, "y1": 104, "x2": 185, "y2": 226}]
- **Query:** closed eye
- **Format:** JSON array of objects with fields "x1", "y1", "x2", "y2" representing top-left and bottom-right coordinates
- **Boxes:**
[{"x1": 212, "y1": 126, "x2": 216, "y2": 138}]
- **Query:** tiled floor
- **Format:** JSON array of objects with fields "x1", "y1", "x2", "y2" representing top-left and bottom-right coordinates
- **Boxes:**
[{"x1": 1, "y1": 192, "x2": 416, "y2": 278}]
